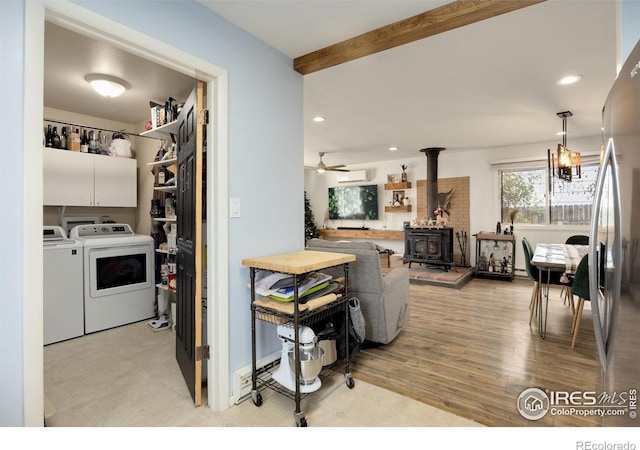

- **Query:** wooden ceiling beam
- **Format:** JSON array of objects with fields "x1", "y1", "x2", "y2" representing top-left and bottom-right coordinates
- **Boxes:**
[{"x1": 294, "y1": 0, "x2": 545, "y2": 75}]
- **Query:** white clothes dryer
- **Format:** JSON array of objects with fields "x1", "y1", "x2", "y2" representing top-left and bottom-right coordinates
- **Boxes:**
[
  {"x1": 43, "y1": 226, "x2": 84, "y2": 345},
  {"x1": 70, "y1": 223, "x2": 155, "y2": 333}
]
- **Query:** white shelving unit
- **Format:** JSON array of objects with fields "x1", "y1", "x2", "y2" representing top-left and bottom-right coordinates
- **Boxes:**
[
  {"x1": 139, "y1": 120, "x2": 178, "y2": 139},
  {"x1": 146, "y1": 158, "x2": 177, "y2": 167}
]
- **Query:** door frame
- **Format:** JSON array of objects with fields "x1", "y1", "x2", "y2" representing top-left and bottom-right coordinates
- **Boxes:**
[{"x1": 25, "y1": 0, "x2": 230, "y2": 415}]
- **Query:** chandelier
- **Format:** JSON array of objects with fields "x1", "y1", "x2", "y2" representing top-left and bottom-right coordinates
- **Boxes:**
[{"x1": 548, "y1": 111, "x2": 581, "y2": 189}]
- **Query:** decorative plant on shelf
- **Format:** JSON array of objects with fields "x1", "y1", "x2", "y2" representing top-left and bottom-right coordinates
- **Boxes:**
[
  {"x1": 304, "y1": 190, "x2": 319, "y2": 243},
  {"x1": 401, "y1": 164, "x2": 408, "y2": 182}
]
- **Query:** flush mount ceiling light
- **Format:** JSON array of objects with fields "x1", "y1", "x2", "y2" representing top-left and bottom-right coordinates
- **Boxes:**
[
  {"x1": 548, "y1": 110, "x2": 581, "y2": 192},
  {"x1": 313, "y1": 116, "x2": 326, "y2": 122},
  {"x1": 85, "y1": 74, "x2": 130, "y2": 97},
  {"x1": 389, "y1": 146, "x2": 398, "y2": 151},
  {"x1": 556, "y1": 74, "x2": 583, "y2": 86}
]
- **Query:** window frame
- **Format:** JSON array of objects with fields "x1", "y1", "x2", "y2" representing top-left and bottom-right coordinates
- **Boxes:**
[{"x1": 494, "y1": 155, "x2": 601, "y2": 228}]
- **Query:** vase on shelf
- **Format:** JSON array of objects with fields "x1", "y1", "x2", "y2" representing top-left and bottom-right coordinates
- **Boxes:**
[{"x1": 401, "y1": 172, "x2": 407, "y2": 183}]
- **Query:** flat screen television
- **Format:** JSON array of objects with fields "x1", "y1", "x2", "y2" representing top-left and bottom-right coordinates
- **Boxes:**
[{"x1": 328, "y1": 184, "x2": 379, "y2": 220}]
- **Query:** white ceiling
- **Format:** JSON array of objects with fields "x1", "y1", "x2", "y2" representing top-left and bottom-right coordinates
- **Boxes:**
[
  {"x1": 44, "y1": 1, "x2": 620, "y2": 170},
  {"x1": 44, "y1": 22, "x2": 197, "y2": 126},
  {"x1": 203, "y1": 0, "x2": 619, "y2": 168}
]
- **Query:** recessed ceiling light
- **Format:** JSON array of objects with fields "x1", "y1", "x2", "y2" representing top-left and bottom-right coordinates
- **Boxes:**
[
  {"x1": 85, "y1": 74, "x2": 130, "y2": 97},
  {"x1": 389, "y1": 146, "x2": 398, "y2": 151},
  {"x1": 313, "y1": 116, "x2": 325, "y2": 122},
  {"x1": 557, "y1": 74, "x2": 583, "y2": 86}
]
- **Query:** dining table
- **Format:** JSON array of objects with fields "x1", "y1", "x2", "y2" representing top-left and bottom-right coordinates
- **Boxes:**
[{"x1": 530, "y1": 243, "x2": 589, "y2": 338}]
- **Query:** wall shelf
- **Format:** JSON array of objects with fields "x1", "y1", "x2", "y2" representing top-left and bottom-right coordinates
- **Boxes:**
[
  {"x1": 147, "y1": 158, "x2": 177, "y2": 167},
  {"x1": 318, "y1": 229, "x2": 404, "y2": 240},
  {"x1": 385, "y1": 205, "x2": 412, "y2": 213},
  {"x1": 384, "y1": 182, "x2": 411, "y2": 190},
  {"x1": 140, "y1": 120, "x2": 178, "y2": 139}
]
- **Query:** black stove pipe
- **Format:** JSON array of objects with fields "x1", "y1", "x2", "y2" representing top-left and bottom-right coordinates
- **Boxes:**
[{"x1": 420, "y1": 147, "x2": 445, "y2": 219}]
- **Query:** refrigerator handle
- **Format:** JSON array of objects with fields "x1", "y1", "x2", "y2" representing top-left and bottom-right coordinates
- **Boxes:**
[{"x1": 589, "y1": 138, "x2": 623, "y2": 371}]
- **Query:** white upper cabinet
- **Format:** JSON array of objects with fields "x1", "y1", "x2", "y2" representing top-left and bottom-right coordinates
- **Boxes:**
[{"x1": 43, "y1": 148, "x2": 137, "y2": 207}]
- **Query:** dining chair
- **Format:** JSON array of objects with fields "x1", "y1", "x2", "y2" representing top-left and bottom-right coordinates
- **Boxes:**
[
  {"x1": 561, "y1": 235, "x2": 588, "y2": 312},
  {"x1": 522, "y1": 237, "x2": 572, "y2": 325},
  {"x1": 522, "y1": 237, "x2": 540, "y2": 324},
  {"x1": 565, "y1": 235, "x2": 589, "y2": 245},
  {"x1": 570, "y1": 254, "x2": 590, "y2": 348}
]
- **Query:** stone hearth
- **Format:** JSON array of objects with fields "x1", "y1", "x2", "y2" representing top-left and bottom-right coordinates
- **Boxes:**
[{"x1": 383, "y1": 255, "x2": 474, "y2": 289}]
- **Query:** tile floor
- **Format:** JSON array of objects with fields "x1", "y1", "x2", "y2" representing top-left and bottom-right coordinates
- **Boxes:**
[{"x1": 44, "y1": 320, "x2": 483, "y2": 428}]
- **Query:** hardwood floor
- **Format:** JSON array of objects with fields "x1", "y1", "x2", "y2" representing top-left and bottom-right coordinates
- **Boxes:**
[{"x1": 350, "y1": 271, "x2": 602, "y2": 427}]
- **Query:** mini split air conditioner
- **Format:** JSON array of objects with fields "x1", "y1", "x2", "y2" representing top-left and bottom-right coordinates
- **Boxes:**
[{"x1": 336, "y1": 170, "x2": 368, "y2": 183}]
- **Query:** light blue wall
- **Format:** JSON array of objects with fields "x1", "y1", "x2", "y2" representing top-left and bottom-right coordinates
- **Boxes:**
[
  {"x1": 0, "y1": 0, "x2": 26, "y2": 427},
  {"x1": 75, "y1": 0, "x2": 304, "y2": 376},
  {"x1": 1, "y1": 0, "x2": 303, "y2": 424},
  {"x1": 621, "y1": 0, "x2": 640, "y2": 63}
]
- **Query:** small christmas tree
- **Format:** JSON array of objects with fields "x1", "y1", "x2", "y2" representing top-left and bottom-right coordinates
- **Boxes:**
[{"x1": 305, "y1": 190, "x2": 319, "y2": 243}]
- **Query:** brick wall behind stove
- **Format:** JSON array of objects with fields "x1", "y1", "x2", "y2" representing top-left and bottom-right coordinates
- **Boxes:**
[{"x1": 416, "y1": 176, "x2": 470, "y2": 265}]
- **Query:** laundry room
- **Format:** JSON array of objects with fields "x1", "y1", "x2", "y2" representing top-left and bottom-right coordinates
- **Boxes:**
[{"x1": 42, "y1": 20, "x2": 200, "y2": 344}]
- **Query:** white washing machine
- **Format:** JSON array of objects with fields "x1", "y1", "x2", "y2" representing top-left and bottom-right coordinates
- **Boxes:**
[
  {"x1": 43, "y1": 226, "x2": 85, "y2": 345},
  {"x1": 70, "y1": 223, "x2": 155, "y2": 333}
]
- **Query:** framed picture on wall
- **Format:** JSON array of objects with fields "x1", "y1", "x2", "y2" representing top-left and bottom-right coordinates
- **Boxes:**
[{"x1": 392, "y1": 190, "x2": 405, "y2": 206}]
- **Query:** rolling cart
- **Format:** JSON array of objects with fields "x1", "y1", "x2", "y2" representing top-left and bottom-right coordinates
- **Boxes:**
[{"x1": 242, "y1": 250, "x2": 356, "y2": 427}]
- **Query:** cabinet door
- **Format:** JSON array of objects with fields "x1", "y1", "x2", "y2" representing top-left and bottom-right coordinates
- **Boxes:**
[
  {"x1": 43, "y1": 148, "x2": 94, "y2": 206},
  {"x1": 93, "y1": 155, "x2": 137, "y2": 207}
]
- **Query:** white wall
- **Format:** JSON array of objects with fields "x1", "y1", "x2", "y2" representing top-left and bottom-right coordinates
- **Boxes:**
[{"x1": 305, "y1": 134, "x2": 601, "y2": 272}]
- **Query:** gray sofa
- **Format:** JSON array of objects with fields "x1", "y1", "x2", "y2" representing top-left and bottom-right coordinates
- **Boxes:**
[{"x1": 305, "y1": 238, "x2": 410, "y2": 345}]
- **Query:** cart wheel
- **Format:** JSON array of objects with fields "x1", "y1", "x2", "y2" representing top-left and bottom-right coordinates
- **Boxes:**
[
  {"x1": 251, "y1": 390, "x2": 262, "y2": 407},
  {"x1": 294, "y1": 412, "x2": 307, "y2": 427},
  {"x1": 296, "y1": 417, "x2": 307, "y2": 427},
  {"x1": 345, "y1": 373, "x2": 355, "y2": 389}
]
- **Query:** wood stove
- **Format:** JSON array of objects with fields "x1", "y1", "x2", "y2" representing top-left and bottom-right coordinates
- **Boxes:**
[
  {"x1": 404, "y1": 227, "x2": 453, "y2": 271},
  {"x1": 405, "y1": 146, "x2": 454, "y2": 271}
]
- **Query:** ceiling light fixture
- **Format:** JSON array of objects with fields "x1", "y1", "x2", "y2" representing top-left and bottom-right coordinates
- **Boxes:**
[
  {"x1": 557, "y1": 74, "x2": 583, "y2": 86},
  {"x1": 313, "y1": 116, "x2": 325, "y2": 122},
  {"x1": 548, "y1": 110, "x2": 581, "y2": 192},
  {"x1": 85, "y1": 74, "x2": 130, "y2": 97},
  {"x1": 389, "y1": 146, "x2": 398, "y2": 151}
]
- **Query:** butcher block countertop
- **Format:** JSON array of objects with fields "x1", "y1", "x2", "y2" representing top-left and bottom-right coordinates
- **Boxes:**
[{"x1": 242, "y1": 250, "x2": 355, "y2": 274}]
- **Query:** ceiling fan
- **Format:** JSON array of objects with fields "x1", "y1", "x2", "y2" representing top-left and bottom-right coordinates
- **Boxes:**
[{"x1": 306, "y1": 152, "x2": 350, "y2": 173}]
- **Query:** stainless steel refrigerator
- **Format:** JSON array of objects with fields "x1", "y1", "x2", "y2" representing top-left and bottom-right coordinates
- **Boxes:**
[{"x1": 594, "y1": 37, "x2": 640, "y2": 426}]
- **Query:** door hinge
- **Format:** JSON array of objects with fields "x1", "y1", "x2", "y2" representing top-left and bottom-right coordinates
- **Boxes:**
[
  {"x1": 196, "y1": 345, "x2": 210, "y2": 361},
  {"x1": 199, "y1": 109, "x2": 209, "y2": 126}
]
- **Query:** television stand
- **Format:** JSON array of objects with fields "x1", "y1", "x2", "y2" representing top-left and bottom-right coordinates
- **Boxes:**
[{"x1": 337, "y1": 226, "x2": 369, "y2": 230}]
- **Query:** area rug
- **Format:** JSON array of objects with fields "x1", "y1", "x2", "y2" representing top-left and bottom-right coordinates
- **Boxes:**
[{"x1": 383, "y1": 255, "x2": 474, "y2": 289}]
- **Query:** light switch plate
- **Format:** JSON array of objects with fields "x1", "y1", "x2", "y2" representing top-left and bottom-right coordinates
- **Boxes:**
[{"x1": 230, "y1": 198, "x2": 241, "y2": 218}]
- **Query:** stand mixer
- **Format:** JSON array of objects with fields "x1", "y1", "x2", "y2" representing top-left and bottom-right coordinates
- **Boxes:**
[{"x1": 272, "y1": 322, "x2": 323, "y2": 393}]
